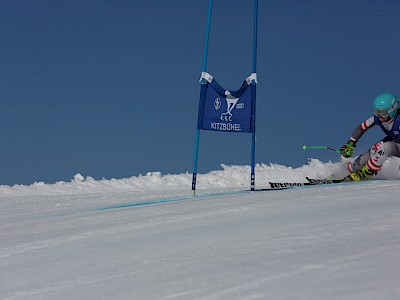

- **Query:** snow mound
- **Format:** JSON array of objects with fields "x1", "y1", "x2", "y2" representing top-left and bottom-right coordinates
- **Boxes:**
[{"x1": 0, "y1": 158, "x2": 399, "y2": 197}]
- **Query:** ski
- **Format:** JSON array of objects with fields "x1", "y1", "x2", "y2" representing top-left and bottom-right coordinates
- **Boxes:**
[
  {"x1": 305, "y1": 176, "x2": 350, "y2": 184},
  {"x1": 268, "y1": 176, "x2": 351, "y2": 189},
  {"x1": 268, "y1": 181, "x2": 312, "y2": 189}
]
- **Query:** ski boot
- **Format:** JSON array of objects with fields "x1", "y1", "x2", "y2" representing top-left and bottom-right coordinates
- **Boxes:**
[{"x1": 349, "y1": 165, "x2": 376, "y2": 182}]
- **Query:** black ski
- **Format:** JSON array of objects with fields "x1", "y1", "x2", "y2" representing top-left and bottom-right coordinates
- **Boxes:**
[
  {"x1": 305, "y1": 176, "x2": 350, "y2": 184},
  {"x1": 268, "y1": 181, "x2": 312, "y2": 189},
  {"x1": 268, "y1": 176, "x2": 351, "y2": 189}
]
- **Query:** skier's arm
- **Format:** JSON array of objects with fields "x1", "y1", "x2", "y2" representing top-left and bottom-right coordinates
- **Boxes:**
[
  {"x1": 349, "y1": 116, "x2": 375, "y2": 143},
  {"x1": 340, "y1": 116, "x2": 375, "y2": 158}
]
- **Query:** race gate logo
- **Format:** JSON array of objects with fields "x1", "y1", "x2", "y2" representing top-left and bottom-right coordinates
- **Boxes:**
[{"x1": 211, "y1": 94, "x2": 244, "y2": 131}]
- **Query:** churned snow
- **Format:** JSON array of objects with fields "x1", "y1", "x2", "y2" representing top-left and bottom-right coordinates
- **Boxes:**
[{"x1": 1, "y1": 158, "x2": 400, "y2": 299}]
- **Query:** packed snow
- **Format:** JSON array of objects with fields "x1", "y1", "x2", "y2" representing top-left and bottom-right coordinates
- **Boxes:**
[{"x1": 1, "y1": 158, "x2": 400, "y2": 299}]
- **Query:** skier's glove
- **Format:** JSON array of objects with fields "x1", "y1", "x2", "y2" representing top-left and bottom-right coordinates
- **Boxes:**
[{"x1": 340, "y1": 140, "x2": 356, "y2": 158}]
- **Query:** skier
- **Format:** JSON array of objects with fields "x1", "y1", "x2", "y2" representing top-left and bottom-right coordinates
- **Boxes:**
[{"x1": 340, "y1": 92, "x2": 400, "y2": 181}]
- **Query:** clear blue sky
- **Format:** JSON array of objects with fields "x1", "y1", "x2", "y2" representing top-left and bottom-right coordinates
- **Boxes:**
[{"x1": 1, "y1": 0, "x2": 400, "y2": 185}]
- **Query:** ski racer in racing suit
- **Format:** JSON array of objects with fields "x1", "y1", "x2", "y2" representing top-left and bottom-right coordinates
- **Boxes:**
[{"x1": 340, "y1": 92, "x2": 400, "y2": 181}]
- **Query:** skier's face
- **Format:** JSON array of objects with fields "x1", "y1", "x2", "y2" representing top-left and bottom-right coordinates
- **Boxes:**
[
  {"x1": 378, "y1": 114, "x2": 390, "y2": 122},
  {"x1": 374, "y1": 108, "x2": 391, "y2": 122}
]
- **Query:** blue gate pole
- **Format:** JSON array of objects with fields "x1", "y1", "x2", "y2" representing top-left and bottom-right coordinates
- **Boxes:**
[
  {"x1": 250, "y1": 0, "x2": 258, "y2": 191},
  {"x1": 192, "y1": 0, "x2": 213, "y2": 196}
]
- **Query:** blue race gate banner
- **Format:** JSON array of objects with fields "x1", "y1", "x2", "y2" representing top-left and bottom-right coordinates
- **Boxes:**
[{"x1": 197, "y1": 73, "x2": 256, "y2": 133}]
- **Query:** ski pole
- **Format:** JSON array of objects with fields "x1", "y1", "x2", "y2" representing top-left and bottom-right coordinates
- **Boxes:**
[{"x1": 302, "y1": 145, "x2": 340, "y2": 153}]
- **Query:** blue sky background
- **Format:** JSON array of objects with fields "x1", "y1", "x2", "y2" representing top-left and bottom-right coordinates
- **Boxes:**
[{"x1": 1, "y1": 0, "x2": 400, "y2": 185}]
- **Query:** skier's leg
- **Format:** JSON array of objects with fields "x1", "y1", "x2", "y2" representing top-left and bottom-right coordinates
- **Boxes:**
[
  {"x1": 366, "y1": 141, "x2": 400, "y2": 172},
  {"x1": 346, "y1": 149, "x2": 370, "y2": 173},
  {"x1": 349, "y1": 141, "x2": 400, "y2": 181}
]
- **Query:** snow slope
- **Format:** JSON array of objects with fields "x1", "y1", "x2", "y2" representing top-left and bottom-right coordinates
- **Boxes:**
[{"x1": 1, "y1": 159, "x2": 400, "y2": 299}]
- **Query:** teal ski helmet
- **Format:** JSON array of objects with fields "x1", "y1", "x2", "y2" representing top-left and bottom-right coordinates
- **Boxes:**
[{"x1": 373, "y1": 92, "x2": 399, "y2": 119}]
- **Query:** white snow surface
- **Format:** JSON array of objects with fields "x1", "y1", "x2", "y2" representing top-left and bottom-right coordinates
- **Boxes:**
[{"x1": 2, "y1": 159, "x2": 400, "y2": 299}]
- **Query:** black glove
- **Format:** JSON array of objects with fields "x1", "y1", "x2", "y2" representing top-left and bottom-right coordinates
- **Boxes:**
[{"x1": 340, "y1": 140, "x2": 356, "y2": 158}]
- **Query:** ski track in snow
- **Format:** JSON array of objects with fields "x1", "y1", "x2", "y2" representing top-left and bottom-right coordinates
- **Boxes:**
[{"x1": 1, "y1": 159, "x2": 400, "y2": 299}]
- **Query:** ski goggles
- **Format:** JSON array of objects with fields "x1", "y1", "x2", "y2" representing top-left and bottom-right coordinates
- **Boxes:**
[{"x1": 374, "y1": 109, "x2": 390, "y2": 118}]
